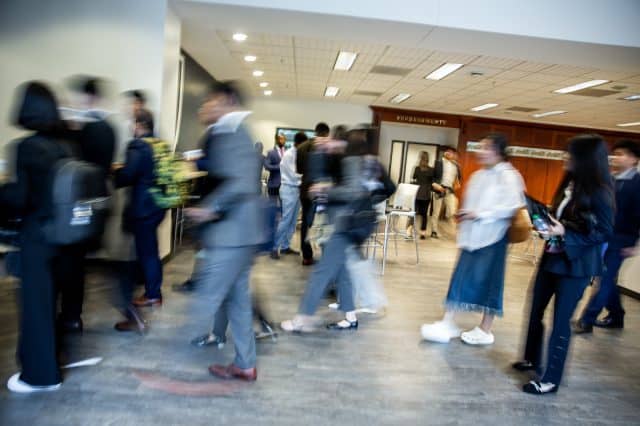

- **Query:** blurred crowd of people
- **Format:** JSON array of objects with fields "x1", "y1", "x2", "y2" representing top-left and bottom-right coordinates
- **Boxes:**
[{"x1": 0, "y1": 77, "x2": 638, "y2": 398}]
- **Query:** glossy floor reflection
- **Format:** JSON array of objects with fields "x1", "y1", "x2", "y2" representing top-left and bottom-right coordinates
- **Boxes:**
[{"x1": 1, "y1": 231, "x2": 639, "y2": 425}]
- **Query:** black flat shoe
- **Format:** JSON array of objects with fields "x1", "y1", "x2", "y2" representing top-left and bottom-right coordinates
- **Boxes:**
[
  {"x1": 326, "y1": 320, "x2": 358, "y2": 330},
  {"x1": 572, "y1": 320, "x2": 593, "y2": 334},
  {"x1": 430, "y1": 232, "x2": 438, "y2": 239},
  {"x1": 58, "y1": 318, "x2": 83, "y2": 334},
  {"x1": 191, "y1": 333, "x2": 226, "y2": 348},
  {"x1": 172, "y1": 279, "x2": 196, "y2": 293},
  {"x1": 594, "y1": 316, "x2": 624, "y2": 329},
  {"x1": 512, "y1": 360, "x2": 536, "y2": 372},
  {"x1": 523, "y1": 381, "x2": 558, "y2": 395}
]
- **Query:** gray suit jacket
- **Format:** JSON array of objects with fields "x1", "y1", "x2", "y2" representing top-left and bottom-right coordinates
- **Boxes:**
[{"x1": 200, "y1": 123, "x2": 264, "y2": 248}]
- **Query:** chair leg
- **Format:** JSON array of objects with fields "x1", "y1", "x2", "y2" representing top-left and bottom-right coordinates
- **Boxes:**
[
  {"x1": 392, "y1": 215, "x2": 398, "y2": 257},
  {"x1": 382, "y1": 216, "x2": 390, "y2": 275},
  {"x1": 412, "y1": 215, "x2": 419, "y2": 264}
]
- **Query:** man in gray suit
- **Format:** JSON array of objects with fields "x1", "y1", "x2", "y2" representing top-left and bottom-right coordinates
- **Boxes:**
[{"x1": 185, "y1": 81, "x2": 263, "y2": 381}]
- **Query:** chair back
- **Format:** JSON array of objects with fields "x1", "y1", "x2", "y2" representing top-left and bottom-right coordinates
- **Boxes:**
[{"x1": 390, "y1": 183, "x2": 419, "y2": 211}]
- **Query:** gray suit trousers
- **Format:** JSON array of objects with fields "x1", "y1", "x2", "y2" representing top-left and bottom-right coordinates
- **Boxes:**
[{"x1": 193, "y1": 245, "x2": 257, "y2": 369}]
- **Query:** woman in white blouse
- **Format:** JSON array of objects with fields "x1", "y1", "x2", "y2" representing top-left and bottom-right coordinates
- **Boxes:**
[{"x1": 421, "y1": 133, "x2": 525, "y2": 345}]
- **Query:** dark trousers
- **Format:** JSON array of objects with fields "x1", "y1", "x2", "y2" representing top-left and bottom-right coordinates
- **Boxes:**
[
  {"x1": 132, "y1": 210, "x2": 166, "y2": 299},
  {"x1": 17, "y1": 224, "x2": 62, "y2": 386},
  {"x1": 300, "y1": 196, "x2": 314, "y2": 261},
  {"x1": 523, "y1": 269, "x2": 590, "y2": 385},
  {"x1": 581, "y1": 243, "x2": 626, "y2": 324},
  {"x1": 53, "y1": 243, "x2": 87, "y2": 321},
  {"x1": 415, "y1": 199, "x2": 430, "y2": 231}
]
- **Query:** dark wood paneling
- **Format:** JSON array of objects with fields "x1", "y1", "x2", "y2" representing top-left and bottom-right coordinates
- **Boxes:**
[{"x1": 373, "y1": 106, "x2": 640, "y2": 205}]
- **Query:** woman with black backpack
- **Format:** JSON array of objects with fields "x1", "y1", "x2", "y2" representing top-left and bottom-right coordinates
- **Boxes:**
[{"x1": 0, "y1": 82, "x2": 68, "y2": 393}]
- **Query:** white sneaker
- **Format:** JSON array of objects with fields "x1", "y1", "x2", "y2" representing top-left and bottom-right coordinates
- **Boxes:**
[
  {"x1": 7, "y1": 373, "x2": 61, "y2": 393},
  {"x1": 420, "y1": 321, "x2": 461, "y2": 343},
  {"x1": 460, "y1": 327, "x2": 495, "y2": 345}
]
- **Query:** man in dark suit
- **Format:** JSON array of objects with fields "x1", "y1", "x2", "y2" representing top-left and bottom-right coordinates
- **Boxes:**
[
  {"x1": 264, "y1": 133, "x2": 286, "y2": 199},
  {"x1": 55, "y1": 77, "x2": 116, "y2": 333},
  {"x1": 185, "y1": 81, "x2": 262, "y2": 381},
  {"x1": 296, "y1": 122, "x2": 330, "y2": 265},
  {"x1": 576, "y1": 140, "x2": 640, "y2": 332},
  {"x1": 113, "y1": 109, "x2": 167, "y2": 317}
]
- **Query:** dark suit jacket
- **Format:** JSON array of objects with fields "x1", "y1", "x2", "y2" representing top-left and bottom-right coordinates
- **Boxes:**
[
  {"x1": 264, "y1": 146, "x2": 283, "y2": 189},
  {"x1": 433, "y1": 158, "x2": 461, "y2": 188},
  {"x1": 542, "y1": 188, "x2": 614, "y2": 278},
  {"x1": 114, "y1": 134, "x2": 163, "y2": 224},
  {"x1": 612, "y1": 171, "x2": 640, "y2": 246},
  {"x1": 296, "y1": 139, "x2": 315, "y2": 197}
]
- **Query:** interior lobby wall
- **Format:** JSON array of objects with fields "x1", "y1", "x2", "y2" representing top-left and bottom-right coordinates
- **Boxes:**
[
  {"x1": 246, "y1": 98, "x2": 372, "y2": 152},
  {"x1": 0, "y1": 0, "x2": 181, "y2": 259}
]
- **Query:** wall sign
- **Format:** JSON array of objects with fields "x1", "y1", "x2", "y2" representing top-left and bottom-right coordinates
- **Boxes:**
[
  {"x1": 396, "y1": 114, "x2": 448, "y2": 126},
  {"x1": 466, "y1": 141, "x2": 565, "y2": 160}
]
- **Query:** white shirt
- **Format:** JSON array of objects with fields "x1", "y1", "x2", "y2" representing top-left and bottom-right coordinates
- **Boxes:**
[
  {"x1": 280, "y1": 147, "x2": 301, "y2": 186},
  {"x1": 441, "y1": 158, "x2": 458, "y2": 188},
  {"x1": 457, "y1": 162, "x2": 526, "y2": 251}
]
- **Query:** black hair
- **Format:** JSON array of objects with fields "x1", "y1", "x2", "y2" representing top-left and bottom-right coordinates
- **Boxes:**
[
  {"x1": 331, "y1": 124, "x2": 348, "y2": 141},
  {"x1": 293, "y1": 132, "x2": 308, "y2": 146},
  {"x1": 134, "y1": 108, "x2": 154, "y2": 133},
  {"x1": 126, "y1": 90, "x2": 146, "y2": 104},
  {"x1": 208, "y1": 80, "x2": 245, "y2": 106},
  {"x1": 315, "y1": 122, "x2": 330, "y2": 136},
  {"x1": 552, "y1": 134, "x2": 614, "y2": 214},
  {"x1": 444, "y1": 146, "x2": 457, "y2": 153},
  {"x1": 613, "y1": 139, "x2": 640, "y2": 159},
  {"x1": 82, "y1": 77, "x2": 102, "y2": 97},
  {"x1": 482, "y1": 132, "x2": 508, "y2": 159},
  {"x1": 13, "y1": 81, "x2": 62, "y2": 134}
]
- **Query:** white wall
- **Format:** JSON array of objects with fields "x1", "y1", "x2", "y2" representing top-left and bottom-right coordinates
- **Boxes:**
[
  {"x1": 246, "y1": 98, "x2": 372, "y2": 150},
  {"x1": 378, "y1": 121, "x2": 459, "y2": 171},
  {"x1": 0, "y1": 0, "x2": 180, "y2": 259}
]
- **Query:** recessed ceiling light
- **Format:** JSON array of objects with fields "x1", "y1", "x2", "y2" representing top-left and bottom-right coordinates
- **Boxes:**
[
  {"x1": 244, "y1": 55, "x2": 257, "y2": 62},
  {"x1": 553, "y1": 79, "x2": 609, "y2": 94},
  {"x1": 252, "y1": 70, "x2": 264, "y2": 77},
  {"x1": 324, "y1": 86, "x2": 339, "y2": 97},
  {"x1": 264, "y1": 90, "x2": 272, "y2": 96},
  {"x1": 232, "y1": 33, "x2": 248, "y2": 42},
  {"x1": 390, "y1": 93, "x2": 411, "y2": 104},
  {"x1": 425, "y1": 63, "x2": 464, "y2": 80},
  {"x1": 259, "y1": 82, "x2": 269, "y2": 88},
  {"x1": 470, "y1": 103, "x2": 499, "y2": 112},
  {"x1": 623, "y1": 94, "x2": 640, "y2": 101},
  {"x1": 532, "y1": 110, "x2": 567, "y2": 118},
  {"x1": 617, "y1": 121, "x2": 640, "y2": 127},
  {"x1": 334, "y1": 51, "x2": 358, "y2": 71}
]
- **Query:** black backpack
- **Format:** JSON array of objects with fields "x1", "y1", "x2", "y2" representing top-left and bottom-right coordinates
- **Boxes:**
[{"x1": 42, "y1": 158, "x2": 110, "y2": 245}]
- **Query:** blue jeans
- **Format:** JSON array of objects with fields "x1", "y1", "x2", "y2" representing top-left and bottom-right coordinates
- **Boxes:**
[
  {"x1": 581, "y1": 240, "x2": 628, "y2": 324},
  {"x1": 274, "y1": 184, "x2": 300, "y2": 251}
]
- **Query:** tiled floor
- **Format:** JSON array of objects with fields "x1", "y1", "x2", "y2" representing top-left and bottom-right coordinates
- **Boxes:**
[{"x1": 0, "y1": 229, "x2": 638, "y2": 425}]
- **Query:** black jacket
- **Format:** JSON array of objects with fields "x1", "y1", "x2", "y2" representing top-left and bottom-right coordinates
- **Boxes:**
[
  {"x1": 0, "y1": 133, "x2": 67, "y2": 233},
  {"x1": 612, "y1": 171, "x2": 640, "y2": 247},
  {"x1": 542, "y1": 187, "x2": 614, "y2": 278}
]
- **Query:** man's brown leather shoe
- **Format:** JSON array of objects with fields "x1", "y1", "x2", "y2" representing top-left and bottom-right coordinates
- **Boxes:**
[
  {"x1": 132, "y1": 296, "x2": 162, "y2": 308},
  {"x1": 208, "y1": 364, "x2": 257, "y2": 381}
]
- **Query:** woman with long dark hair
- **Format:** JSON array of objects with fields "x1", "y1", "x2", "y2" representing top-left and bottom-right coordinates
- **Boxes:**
[
  {"x1": 513, "y1": 134, "x2": 614, "y2": 395},
  {"x1": 0, "y1": 82, "x2": 68, "y2": 393},
  {"x1": 408, "y1": 151, "x2": 435, "y2": 239}
]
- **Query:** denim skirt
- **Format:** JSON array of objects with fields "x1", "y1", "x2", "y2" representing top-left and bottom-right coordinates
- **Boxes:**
[{"x1": 445, "y1": 235, "x2": 509, "y2": 316}]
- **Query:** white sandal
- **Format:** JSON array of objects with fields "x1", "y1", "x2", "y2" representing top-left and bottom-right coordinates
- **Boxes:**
[{"x1": 280, "y1": 317, "x2": 315, "y2": 333}]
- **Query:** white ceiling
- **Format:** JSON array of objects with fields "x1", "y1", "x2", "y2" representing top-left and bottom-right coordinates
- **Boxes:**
[{"x1": 173, "y1": 1, "x2": 640, "y2": 133}]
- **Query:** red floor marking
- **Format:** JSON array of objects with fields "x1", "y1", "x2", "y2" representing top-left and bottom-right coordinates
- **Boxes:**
[{"x1": 133, "y1": 371, "x2": 244, "y2": 397}]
